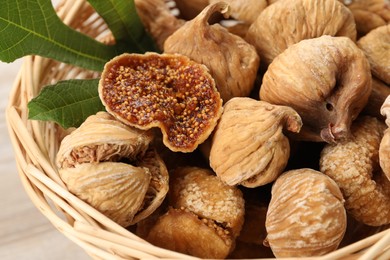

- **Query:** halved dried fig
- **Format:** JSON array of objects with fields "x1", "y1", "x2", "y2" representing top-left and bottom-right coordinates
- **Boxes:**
[
  {"x1": 260, "y1": 35, "x2": 372, "y2": 143},
  {"x1": 246, "y1": 0, "x2": 356, "y2": 66},
  {"x1": 164, "y1": 2, "x2": 260, "y2": 102},
  {"x1": 56, "y1": 112, "x2": 169, "y2": 227},
  {"x1": 209, "y1": 97, "x2": 302, "y2": 187},
  {"x1": 320, "y1": 116, "x2": 390, "y2": 226},
  {"x1": 99, "y1": 52, "x2": 223, "y2": 153},
  {"x1": 358, "y1": 24, "x2": 390, "y2": 85},
  {"x1": 339, "y1": 0, "x2": 390, "y2": 36}
]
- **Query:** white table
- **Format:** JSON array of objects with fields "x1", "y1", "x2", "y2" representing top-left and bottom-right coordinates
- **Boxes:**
[{"x1": 0, "y1": 60, "x2": 89, "y2": 260}]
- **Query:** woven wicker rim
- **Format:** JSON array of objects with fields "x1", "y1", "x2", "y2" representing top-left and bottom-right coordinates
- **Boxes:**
[{"x1": 5, "y1": 0, "x2": 390, "y2": 259}]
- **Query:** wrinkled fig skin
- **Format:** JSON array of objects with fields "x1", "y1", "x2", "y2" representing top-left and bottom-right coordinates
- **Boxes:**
[
  {"x1": 60, "y1": 162, "x2": 151, "y2": 227},
  {"x1": 380, "y1": 128, "x2": 390, "y2": 181},
  {"x1": 265, "y1": 169, "x2": 347, "y2": 257},
  {"x1": 56, "y1": 112, "x2": 153, "y2": 169},
  {"x1": 338, "y1": 0, "x2": 390, "y2": 36},
  {"x1": 260, "y1": 36, "x2": 372, "y2": 144},
  {"x1": 381, "y1": 95, "x2": 390, "y2": 127},
  {"x1": 358, "y1": 24, "x2": 390, "y2": 85},
  {"x1": 164, "y1": 2, "x2": 260, "y2": 102},
  {"x1": 145, "y1": 167, "x2": 245, "y2": 258},
  {"x1": 134, "y1": 0, "x2": 184, "y2": 50},
  {"x1": 246, "y1": 0, "x2": 356, "y2": 66},
  {"x1": 209, "y1": 98, "x2": 302, "y2": 188},
  {"x1": 56, "y1": 112, "x2": 169, "y2": 227},
  {"x1": 380, "y1": 95, "x2": 390, "y2": 181},
  {"x1": 320, "y1": 116, "x2": 390, "y2": 226},
  {"x1": 130, "y1": 148, "x2": 169, "y2": 224},
  {"x1": 146, "y1": 208, "x2": 233, "y2": 259}
]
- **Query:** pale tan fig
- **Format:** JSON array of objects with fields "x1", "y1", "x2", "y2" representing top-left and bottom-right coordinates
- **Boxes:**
[
  {"x1": 56, "y1": 112, "x2": 169, "y2": 227},
  {"x1": 99, "y1": 52, "x2": 223, "y2": 153},
  {"x1": 265, "y1": 168, "x2": 347, "y2": 257},
  {"x1": 246, "y1": 0, "x2": 356, "y2": 66},
  {"x1": 320, "y1": 116, "x2": 390, "y2": 226},
  {"x1": 260, "y1": 35, "x2": 372, "y2": 143},
  {"x1": 209, "y1": 97, "x2": 302, "y2": 187},
  {"x1": 164, "y1": 2, "x2": 260, "y2": 102},
  {"x1": 381, "y1": 95, "x2": 390, "y2": 127},
  {"x1": 380, "y1": 95, "x2": 390, "y2": 180},
  {"x1": 210, "y1": 0, "x2": 268, "y2": 24},
  {"x1": 380, "y1": 128, "x2": 390, "y2": 181},
  {"x1": 339, "y1": 0, "x2": 390, "y2": 36},
  {"x1": 145, "y1": 167, "x2": 245, "y2": 258},
  {"x1": 134, "y1": 0, "x2": 184, "y2": 50},
  {"x1": 60, "y1": 162, "x2": 151, "y2": 227},
  {"x1": 56, "y1": 111, "x2": 153, "y2": 169},
  {"x1": 358, "y1": 24, "x2": 390, "y2": 85},
  {"x1": 362, "y1": 77, "x2": 390, "y2": 119}
]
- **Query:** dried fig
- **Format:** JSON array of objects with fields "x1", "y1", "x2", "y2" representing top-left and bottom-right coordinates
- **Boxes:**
[
  {"x1": 260, "y1": 35, "x2": 372, "y2": 143},
  {"x1": 246, "y1": 0, "x2": 357, "y2": 66},
  {"x1": 339, "y1": 0, "x2": 390, "y2": 36},
  {"x1": 320, "y1": 116, "x2": 390, "y2": 226},
  {"x1": 56, "y1": 111, "x2": 153, "y2": 169},
  {"x1": 380, "y1": 95, "x2": 390, "y2": 180},
  {"x1": 145, "y1": 167, "x2": 245, "y2": 258},
  {"x1": 209, "y1": 97, "x2": 302, "y2": 187},
  {"x1": 164, "y1": 2, "x2": 260, "y2": 102},
  {"x1": 134, "y1": 0, "x2": 184, "y2": 50},
  {"x1": 99, "y1": 52, "x2": 223, "y2": 153},
  {"x1": 265, "y1": 168, "x2": 347, "y2": 257},
  {"x1": 358, "y1": 24, "x2": 390, "y2": 85},
  {"x1": 56, "y1": 112, "x2": 169, "y2": 227}
]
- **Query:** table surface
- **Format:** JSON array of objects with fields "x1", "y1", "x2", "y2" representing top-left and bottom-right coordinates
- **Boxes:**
[{"x1": 0, "y1": 60, "x2": 89, "y2": 260}]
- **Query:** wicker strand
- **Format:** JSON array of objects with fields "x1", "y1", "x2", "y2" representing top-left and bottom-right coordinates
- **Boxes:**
[
  {"x1": 318, "y1": 229, "x2": 390, "y2": 260},
  {"x1": 73, "y1": 221, "x2": 199, "y2": 260},
  {"x1": 361, "y1": 229, "x2": 390, "y2": 259},
  {"x1": 5, "y1": 0, "x2": 390, "y2": 258}
]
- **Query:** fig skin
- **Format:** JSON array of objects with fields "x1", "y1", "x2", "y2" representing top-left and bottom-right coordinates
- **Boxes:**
[
  {"x1": 164, "y1": 2, "x2": 260, "y2": 103},
  {"x1": 134, "y1": 0, "x2": 184, "y2": 50},
  {"x1": 246, "y1": 0, "x2": 356, "y2": 66},
  {"x1": 338, "y1": 0, "x2": 390, "y2": 36},
  {"x1": 362, "y1": 77, "x2": 390, "y2": 120},
  {"x1": 357, "y1": 24, "x2": 390, "y2": 85},
  {"x1": 260, "y1": 35, "x2": 372, "y2": 143}
]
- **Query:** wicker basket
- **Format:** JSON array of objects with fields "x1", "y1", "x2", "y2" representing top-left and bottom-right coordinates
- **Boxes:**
[{"x1": 5, "y1": 0, "x2": 390, "y2": 259}]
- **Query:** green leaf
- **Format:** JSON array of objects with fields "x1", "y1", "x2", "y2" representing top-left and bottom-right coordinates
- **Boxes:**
[
  {"x1": 87, "y1": 0, "x2": 159, "y2": 53},
  {"x1": 0, "y1": 0, "x2": 124, "y2": 71},
  {"x1": 28, "y1": 79, "x2": 105, "y2": 128}
]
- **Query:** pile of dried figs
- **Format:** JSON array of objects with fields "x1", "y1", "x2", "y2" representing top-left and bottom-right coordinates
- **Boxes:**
[{"x1": 56, "y1": 0, "x2": 390, "y2": 258}]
